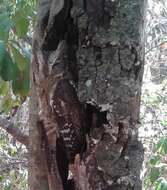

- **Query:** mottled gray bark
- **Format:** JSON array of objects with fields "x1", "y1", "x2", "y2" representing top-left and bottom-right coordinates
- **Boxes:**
[
  {"x1": 29, "y1": 0, "x2": 146, "y2": 190},
  {"x1": 72, "y1": 0, "x2": 146, "y2": 189}
]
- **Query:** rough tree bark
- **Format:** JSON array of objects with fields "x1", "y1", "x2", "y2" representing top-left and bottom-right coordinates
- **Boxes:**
[{"x1": 29, "y1": 0, "x2": 146, "y2": 190}]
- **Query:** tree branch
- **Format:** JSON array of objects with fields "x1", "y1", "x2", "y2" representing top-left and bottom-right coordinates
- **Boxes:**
[{"x1": 0, "y1": 116, "x2": 29, "y2": 147}]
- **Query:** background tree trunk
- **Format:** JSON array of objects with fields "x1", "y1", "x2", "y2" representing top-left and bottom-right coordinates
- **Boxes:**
[{"x1": 29, "y1": 0, "x2": 147, "y2": 190}]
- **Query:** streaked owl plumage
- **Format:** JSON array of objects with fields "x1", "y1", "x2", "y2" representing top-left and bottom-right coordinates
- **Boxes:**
[{"x1": 52, "y1": 79, "x2": 86, "y2": 163}]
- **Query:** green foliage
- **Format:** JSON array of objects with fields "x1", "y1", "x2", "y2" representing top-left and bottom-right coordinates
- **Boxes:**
[
  {"x1": 144, "y1": 138, "x2": 167, "y2": 189},
  {"x1": 12, "y1": 10, "x2": 29, "y2": 38},
  {"x1": 0, "y1": 0, "x2": 35, "y2": 189},
  {"x1": 150, "y1": 155, "x2": 161, "y2": 165},
  {"x1": 0, "y1": 41, "x2": 15, "y2": 81},
  {"x1": 142, "y1": 79, "x2": 167, "y2": 190},
  {"x1": 0, "y1": 128, "x2": 28, "y2": 190},
  {"x1": 0, "y1": 166, "x2": 28, "y2": 190},
  {"x1": 149, "y1": 167, "x2": 160, "y2": 183},
  {"x1": 0, "y1": 0, "x2": 36, "y2": 112},
  {"x1": 156, "y1": 138, "x2": 167, "y2": 155},
  {"x1": 10, "y1": 44, "x2": 28, "y2": 71},
  {"x1": 156, "y1": 179, "x2": 167, "y2": 190},
  {"x1": 12, "y1": 62, "x2": 30, "y2": 97}
]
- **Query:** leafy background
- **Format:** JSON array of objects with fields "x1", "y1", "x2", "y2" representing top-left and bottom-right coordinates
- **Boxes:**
[
  {"x1": 0, "y1": 0, "x2": 36, "y2": 112},
  {"x1": 140, "y1": 0, "x2": 167, "y2": 189},
  {"x1": 0, "y1": 0, "x2": 36, "y2": 189}
]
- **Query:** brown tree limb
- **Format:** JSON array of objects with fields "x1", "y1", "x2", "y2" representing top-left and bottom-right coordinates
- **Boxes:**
[{"x1": 0, "y1": 115, "x2": 29, "y2": 147}]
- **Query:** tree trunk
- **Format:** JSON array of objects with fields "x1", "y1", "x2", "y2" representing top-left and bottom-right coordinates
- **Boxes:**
[
  {"x1": 29, "y1": 0, "x2": 146, "y2": 190},
  {"x1": 74, "y1": 0, "x2": 146, "y2": 189}
]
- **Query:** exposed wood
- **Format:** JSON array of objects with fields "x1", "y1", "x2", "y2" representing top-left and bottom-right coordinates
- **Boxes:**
[{"x1": 29, "y1": 0, "x2": 84, "y2": 189}]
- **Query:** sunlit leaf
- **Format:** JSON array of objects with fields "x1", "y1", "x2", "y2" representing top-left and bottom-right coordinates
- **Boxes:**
[
  {"x1": 1, "y1": 97, "x2": 13, "y2": 112},
  {"x1": 0, "y1": 81, "x2": 9, "y2": 95},
  {"x1": 12, "y1": 10, "x2": 29, "y2": 37}
]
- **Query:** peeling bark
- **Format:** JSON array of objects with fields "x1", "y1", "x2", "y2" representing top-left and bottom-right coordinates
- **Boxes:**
[{"x1": 29, "y1": 0, "x2": 85, "y2": 189}]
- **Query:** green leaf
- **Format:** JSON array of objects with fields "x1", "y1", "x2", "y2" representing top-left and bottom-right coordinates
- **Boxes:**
[
  {"x1": 23, "y1": 61, "x2": 30, "y2": 95},
  {"x1": 1, "y1": 97, "x2": 13, "y2": 112},
  {"x1": 0, "y1": 58, "x2": 14, "y2": 81},
  {"x1": 0, "y1": 94, "x2": 20, "y2": 113},
  {"x1": 12, "y1": 62, "x2": 30, "y2": 97},
  {"x1": 156, "y1": 179, "x2": 167, "y2": 190},
  {"x1": 12, "y1": 10, "x2": 29, "y2": 37},
  {"x1": 0, "y1": 41, "x2": 6, "y2": 64},
  {"x1": 156, "y1": 137, "x2": 167, "y2": 155},
  {"x1": 149, "y1": 167, "x2": 160, "y2": 183},
  {"x1": 10, "y1": 44, "x2": 29, "y2": 71},
  {"x1": 11, "y1": 66, "x2": 22, "y2": 95},
  {"x1": 0, "y1": 81, "x2": 9, "y2": 95},
  {"x1": 150, "y1": 155, "x2": 161, "y2": 165},
  {"x1": 0, "y1": 41, "x2": 15, "y2": 81},
  {"x1": 0, "y1": 12, "x2": 13, "y2": 41}
]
